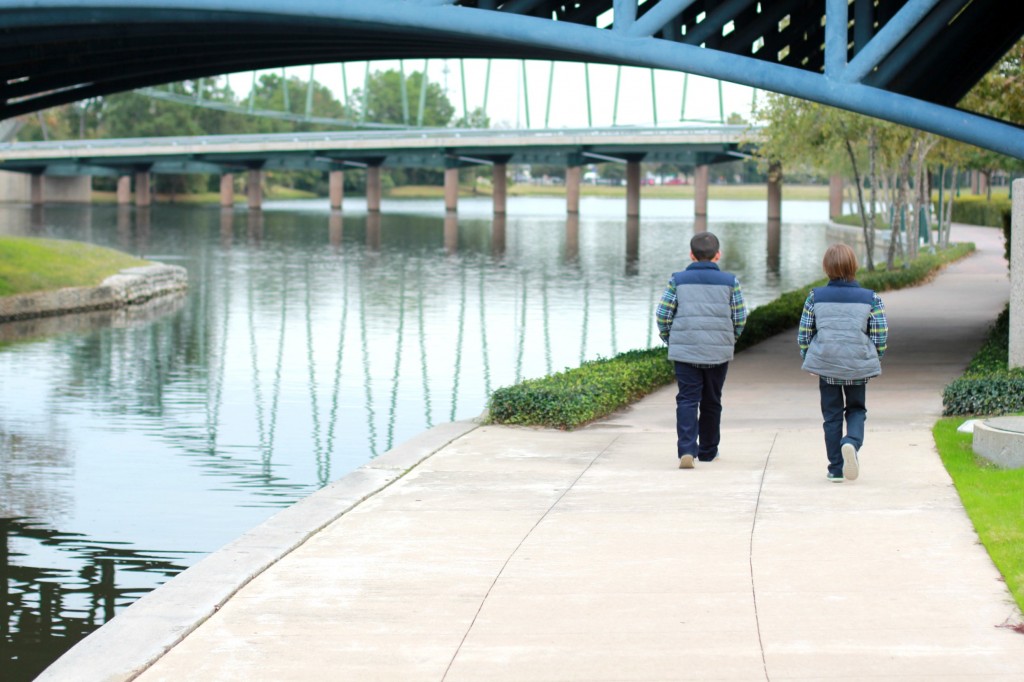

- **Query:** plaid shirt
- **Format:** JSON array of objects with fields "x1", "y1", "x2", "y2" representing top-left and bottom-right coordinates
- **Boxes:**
[
  {"x1": 797, "y1": 287, "x2": 888, "y2": 385},
  {"x1": 655, "y1": 275, "x2": 747, "y2": 367}
]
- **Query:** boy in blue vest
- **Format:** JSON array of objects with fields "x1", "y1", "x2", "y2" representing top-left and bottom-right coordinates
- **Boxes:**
[
  {"x1": 798, "y1": 243, "x2": 888, "y2": 482},
  {"x1": 656, "y1": 232, "x2": 747, "y2": 469}
]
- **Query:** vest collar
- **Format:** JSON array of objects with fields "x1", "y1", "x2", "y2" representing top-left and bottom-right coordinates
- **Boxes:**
[
  {"x1": 826, "y1": 278, "x2": 860, "y2": 288},
  {"x1": 686, "y1": 261, "x2": 721, "y2": 272}
]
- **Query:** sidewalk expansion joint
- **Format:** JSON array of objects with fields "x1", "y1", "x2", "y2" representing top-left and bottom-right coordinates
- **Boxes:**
[
  {"x1": 440, "y1": 434, "x2": 622, "y2": 681},
  {"x1": 749, "y1": 431, "x2": 777, "y2": 682}
]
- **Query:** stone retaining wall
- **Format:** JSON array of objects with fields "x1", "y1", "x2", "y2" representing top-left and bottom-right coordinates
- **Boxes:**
[{"x1": 0, "y1": 263, "x2": 188, "y2": 322}]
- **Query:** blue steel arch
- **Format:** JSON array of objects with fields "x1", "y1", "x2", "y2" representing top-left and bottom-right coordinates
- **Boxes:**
[{"x1": 0, "y1": 1, "x2": 1022, "y2": 157}]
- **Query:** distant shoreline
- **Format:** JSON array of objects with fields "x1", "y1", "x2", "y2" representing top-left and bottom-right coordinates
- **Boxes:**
[{"x1": 90, "y1": 183, "x2": 835, "y2": 205}]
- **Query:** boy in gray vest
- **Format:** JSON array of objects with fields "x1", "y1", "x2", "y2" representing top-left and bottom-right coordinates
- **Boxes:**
[
  {"x1": 798, "y1": 243, "x2": 888, "y2": 482},
  {"x1": 655, "y1": 232, "x2": 747, "y2": 469}
]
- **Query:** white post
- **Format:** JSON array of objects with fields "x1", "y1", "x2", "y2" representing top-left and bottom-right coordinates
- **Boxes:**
[{"x1": 1011, "y1": 179, "x2": 1024, "y2": 368}]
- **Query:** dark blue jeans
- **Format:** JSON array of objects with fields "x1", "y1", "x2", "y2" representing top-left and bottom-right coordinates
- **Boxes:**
[
  {"x1": 674, "y1": 361, "x2": 729, "y2": 460},
  {"x1": 819, "y1": 379, "x2": 867, "y2": 476}
]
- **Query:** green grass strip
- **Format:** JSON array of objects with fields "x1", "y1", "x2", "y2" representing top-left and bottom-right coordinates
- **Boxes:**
[
  {"x1": 933, "y1": 417, "x2": 1024, "y2": 613},
  {"x1": 0, "y1": 237, "x2": 148, "y2": 297},
  {"x1": 489, "y1": 242, "x2": 974, "y2": 429}
]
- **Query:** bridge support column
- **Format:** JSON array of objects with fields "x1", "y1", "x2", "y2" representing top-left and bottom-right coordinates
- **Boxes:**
[
  {"x1": 1011, "y1": 179, "x2": 1024, "y2": 368},
  {"x1": 30, "y1": 174, "x2": 43, "y2": 205},
  {"x1": 566, "y1": 165, "x2": 581, "y2": 214},
  {"x1": 116, "y1": 175, "x2": 131, "y2": 205},
  {"x1": 444, "y1": 167, "x2": 459, "y2": 212},
  {"x1": 694, "y1": 164, "x2": 709, "y2": 218},
  {"x1": 492, "y1": 163, "x2": 507, "y2": 215},
  {"x1": 768, "y1": 162, "x2": 783, "y2": 222},
  {"x1": 329, "y1": 170, "x2": 344, "y2": 211},
  {"x1": 829, "y1": 174, "x2": 844, "y2": 220},
  {"x1": 134, "y1": 171, "x2": 151, "y2": 207},
  {"x1": 366, "y1": 166, "x2": 382, "y2": 212},
  {"x1": 247, "y1": 170, "x2": 263, "y2": 210},
  {"x1": 220, "y1": 174, "x2": 234, "y2": 208},
  {"x1": 626, "y1": 160, "x2": 640, "y2": 218}
]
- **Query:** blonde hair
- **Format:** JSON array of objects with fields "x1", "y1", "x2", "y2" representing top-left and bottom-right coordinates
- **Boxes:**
[{"x1": 822, "y1": 243, "x2": 858, "y2": 281}]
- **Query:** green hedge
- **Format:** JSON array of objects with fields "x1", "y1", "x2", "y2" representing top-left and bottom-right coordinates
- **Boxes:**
[
  {"x1": 948, "y1": 195, "x2": 1011, "y2": 228},
  {"x1": 943, "y1": 306, "x2": 1024, "y2": 415},
  {"x1": 489, "y1": 243, "x2": 976, "y2": 429}
]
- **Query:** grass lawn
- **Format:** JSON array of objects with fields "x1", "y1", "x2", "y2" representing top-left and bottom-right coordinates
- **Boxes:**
[
  {"x1": 933, "y1": 417, "x2": 1024, "y2": 613},
  {"x1": 0, "y1": 237, "x2": 148, "y2": 297}
]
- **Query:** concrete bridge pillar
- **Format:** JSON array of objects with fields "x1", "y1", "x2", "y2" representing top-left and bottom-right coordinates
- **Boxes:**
[
  {"x1": 444, "y1": 167, "x2": 459, "y2": 212},
  {"x1": 829, "y1": 175, "x2": 844, "y2": 220},
  {"x1": 492, "y1": 163, "x2": 507, "y2": 215},
  {"x1": 566, "y1": 165, "x2": 581, "y2": 215},
  {"x1": 220, "y1": 174, "x2": 234, "y2": 208},
  {"x1": 626, "y1": 160, "x2": 641, "y2": 218},
  {"x1": 329, "y1": 170, "x2": 344, "y2": 211},
  {"x1": 444, "y1": 212, "x2": 458, "y2": 254},
  {"x1": 366, "y1": 166, "x2": 382, "y2": 213},
  {"x1": 694, "y1": 164, "x2": 709, "y2": 218},
  {"x1": 30, "y1": 174, "x2": 43, "y2": 205},
  {"x1": 134, "y1": 171, "x2": 151, "y2": 207},
  {"x1": 217, "y1": 174, "x2": 233, "y2": 205},
  {"x1": 116, "y1": 175, "x2": 131, "y2": 205},
  {"x1": 1011, "y1": 179, "x2": 1024, "y2": 368},
  {"x1": 246, "y1": 170, "x2": 262, "y2": 210},
  {"x1": 767, "y1": 162, "x2": 783, "y2": 222}
]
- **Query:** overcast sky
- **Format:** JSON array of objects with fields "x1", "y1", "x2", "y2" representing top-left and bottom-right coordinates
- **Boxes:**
[{"x1": 225, "y1": 58, "x2": 760, "y2": 129}]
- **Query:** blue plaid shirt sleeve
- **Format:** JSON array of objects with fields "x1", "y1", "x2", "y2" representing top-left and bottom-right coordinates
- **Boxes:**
[
  {"x1": 731, "y1": 277, "x2": 747, "y2": 339},
  {"x1": 868, "y1": 293, "x2": 888, "y2": 358},
  {"x1": 655, "y1": 279, "x2": 677, "y2": 344},
  {"x1": 797, "y1": 291, "x2": 816, "y2": 358}
]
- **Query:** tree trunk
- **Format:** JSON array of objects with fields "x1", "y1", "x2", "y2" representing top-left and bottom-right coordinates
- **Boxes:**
[
  {"x1": 943, "y1": 164, "x2": 959, "y2": 247},
  {"x1": 868, "y1": 127, "x2": 879, "y2": 264},
  {"x1": 845, "y1": 136, "x2": 875, "y2": 270}
]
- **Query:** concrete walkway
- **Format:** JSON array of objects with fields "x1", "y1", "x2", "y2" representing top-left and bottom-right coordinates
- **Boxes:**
[{"x1": 45, "y1": 225, "x2": 1024, "y2": 681}]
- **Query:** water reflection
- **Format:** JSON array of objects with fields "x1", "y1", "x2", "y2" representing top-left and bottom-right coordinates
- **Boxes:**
[{"x1": 0, "y1": 197, "x2": 868, "y2": 678}]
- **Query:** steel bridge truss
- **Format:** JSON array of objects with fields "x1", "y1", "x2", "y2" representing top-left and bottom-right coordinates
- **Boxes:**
[{"x1": 0, "y1": 1, "x2": 1022, "y2": 157}]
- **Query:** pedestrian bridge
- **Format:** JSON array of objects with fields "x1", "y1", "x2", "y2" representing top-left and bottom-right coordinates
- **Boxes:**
[
  {"x1": 0, "y1": 124, "x2": 763, "y2": 218},
  {"x1": 0, "y1": 1, "x2": 1021, "y2": 158}
]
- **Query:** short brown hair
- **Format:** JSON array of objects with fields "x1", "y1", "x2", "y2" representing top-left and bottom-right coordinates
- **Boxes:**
[
  {"x1": 690, "y1": 232, "x2": 720, "y2": 261},
  {"x1": 822, "y1": 243, "x2": 858, "y2": 281}
]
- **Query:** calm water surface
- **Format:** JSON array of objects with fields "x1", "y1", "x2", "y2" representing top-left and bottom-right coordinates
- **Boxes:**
[{"x1": 1, "y1": 196, "x2": 862, "y2": 678}]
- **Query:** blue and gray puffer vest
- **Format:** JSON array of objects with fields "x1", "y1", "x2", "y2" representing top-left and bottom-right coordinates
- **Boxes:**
[
  {"x1": 667, "y1": 262, "x2": 737, "y2": 365},
  {"x1": 801, "y1": 280, "x2": 881, "y2": 381}
]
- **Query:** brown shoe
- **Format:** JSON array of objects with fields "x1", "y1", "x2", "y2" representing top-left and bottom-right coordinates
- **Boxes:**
[{"x1": 678, "y1": 454, "x2": 695, "y2": 469}]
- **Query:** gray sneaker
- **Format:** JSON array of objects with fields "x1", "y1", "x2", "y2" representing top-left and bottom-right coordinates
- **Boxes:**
[
  {"x1": 678, "y1": 454, "x2": 695, "y2": 469},
  {"x1": 842, "y1": 443, "x2": 859, "y2": 481}
]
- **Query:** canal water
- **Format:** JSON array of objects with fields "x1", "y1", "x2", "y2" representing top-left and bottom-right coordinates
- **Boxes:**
[{"x1": 1, "y1": 195, "x2": 856, "y2": 678}]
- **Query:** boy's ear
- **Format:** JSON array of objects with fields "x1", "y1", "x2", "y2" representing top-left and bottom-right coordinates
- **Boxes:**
[
  {"x1": 712, "y1": 251, "x2": 722, "y2": 262},
  {"x1": 689, "y1": 251, "x2": 698, "y2": 261}
]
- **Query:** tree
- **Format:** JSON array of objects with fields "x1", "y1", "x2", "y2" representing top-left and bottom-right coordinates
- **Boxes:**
[{"x1": 351, "y1": 69, "x2": 455, "y2": 127}]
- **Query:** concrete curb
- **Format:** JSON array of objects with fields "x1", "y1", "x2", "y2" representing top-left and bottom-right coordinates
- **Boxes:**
[
  {"x1": 0, "y1": 263, "x2": 187, "y2": 322},
  {"x1": 35, "y1": 419, "x2": 480, "y2": 682}
]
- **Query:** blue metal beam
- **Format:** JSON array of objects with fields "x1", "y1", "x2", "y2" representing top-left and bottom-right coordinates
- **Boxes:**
[
  {"x1": 843, "y1": 0, "x2": 943, "y2": 83},
  {"x1": 628, "y1": 0, "x2": 697, "y2": 38}
]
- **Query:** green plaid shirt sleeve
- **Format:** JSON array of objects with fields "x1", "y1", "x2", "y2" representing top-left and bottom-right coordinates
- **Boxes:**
[
  {"x1": 868, "y1": 293, "x2": 888, "y2": 358},
  {"x1": 655, "y1": 279, "x2": 677, "y2": 344},
  {"x1": 731, "y1": 277, "x2": 747, "y2": 339},
  {"x1": 797, "y1": 291, "x2": 816, "y2": 358}
]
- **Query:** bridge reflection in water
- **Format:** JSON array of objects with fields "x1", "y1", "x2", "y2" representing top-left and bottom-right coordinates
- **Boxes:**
[{"x1": 0, "y1": 198, "x2": 844, "y2": 678}]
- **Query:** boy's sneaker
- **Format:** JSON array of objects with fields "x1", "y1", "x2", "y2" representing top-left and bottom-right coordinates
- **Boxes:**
[
  {"x1": 678, "y1": 454, "x2": 695, "y2": 469},
  {"x1": 697, "y1": 452, "x2": 719, "y2": 462},
  {"x1": 841, "y1": 443, "x2": 859, "y2": 481},
  {"x1": 827, "y1": 472, "x2": 845, "y2": 482}
]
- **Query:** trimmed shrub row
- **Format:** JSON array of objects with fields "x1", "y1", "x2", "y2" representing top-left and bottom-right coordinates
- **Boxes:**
[
  {"x1": 489, "y1": 243, "x2": 975, "y2": 429},
  {"x1": 943, "y1": 306, "x2": 1024, "y2": 416},
  {"x1": 947, "y1": 195, "x2": 1011, "y2": 229}
]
